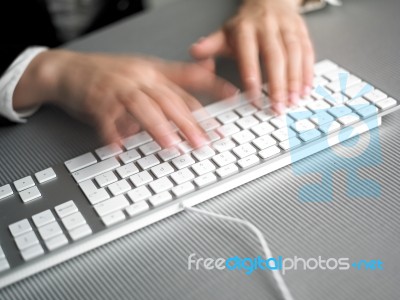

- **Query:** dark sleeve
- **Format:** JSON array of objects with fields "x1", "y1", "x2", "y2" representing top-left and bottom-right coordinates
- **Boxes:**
[{"x1": 0, "y1": 1, "x2": 59, "y2": 76}]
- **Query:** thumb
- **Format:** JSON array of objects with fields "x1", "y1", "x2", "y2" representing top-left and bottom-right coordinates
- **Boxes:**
[{"x1": 190, "y1": 30, "x2": 231, "y2": 59}]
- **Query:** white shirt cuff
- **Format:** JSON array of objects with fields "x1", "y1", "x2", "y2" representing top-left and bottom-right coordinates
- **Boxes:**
[{"x1": 0, "y1": 47, "x2": 49, "y2": 123}]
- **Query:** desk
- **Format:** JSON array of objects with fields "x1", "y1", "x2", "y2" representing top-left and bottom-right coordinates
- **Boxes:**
[{"x1": 1, "y1": 0, "x2": 399, "y2": 299}]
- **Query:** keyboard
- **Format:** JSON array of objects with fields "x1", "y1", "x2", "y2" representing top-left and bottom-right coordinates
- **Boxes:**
[{"x1": 0, "y1": 60, "x2": 399, "y2": 289}]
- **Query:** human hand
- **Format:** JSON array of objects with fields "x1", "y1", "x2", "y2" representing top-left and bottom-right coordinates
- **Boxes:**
[
  {"x1": 13, "y1": 50, "x2": 238, "y2": 147},
  {"x1": 190, "y1": 0, "x2": 315, "y2": 114}
]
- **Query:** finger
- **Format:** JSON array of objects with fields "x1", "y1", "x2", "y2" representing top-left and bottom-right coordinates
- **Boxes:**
[
  {"x1": 143, "y1": 84, "x2": 208, "y2": 148},
  {"x1": 118, "y1": 88, "x2": 181, "y2": 148},
  {"x1": 231, "y1": 22, "x2": 262, "y2": 101},
  {"x1": 167, "y1": 83, "x2": 204, "y2": 112},
  {"x1": 161, "y1": 62, "x2": 238, "y2": 100},
  {"x1": 299, "y1": 22, "x2": 315, "y2": 97},
  {"x1": 190, "y1": 30, "x2": 232, "y2": 59},
  {"x1": 281, "y1": 26, "x2": 303, "y2": 106},
  {"x1": 197, "y1": 58, "x2": 216, "y2": 73},
  {"x1": 259, "y1": 21, "x2": 287, "y2": 114},
  {"x1": 115, "y1": 113, "x2": 141, "y2": 139}
]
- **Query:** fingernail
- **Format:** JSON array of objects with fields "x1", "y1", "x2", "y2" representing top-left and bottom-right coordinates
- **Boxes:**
[
  {"x1": 162, "y1": 133, "x2": 181, "y2": 147},
  {"x1": 273, "y1": 103, "x2": 286, "y2": 115},
  {"x1": 290, "y1": 92, "x2": 299, "y2": 106},
  {"x1": 192, "y1": 133, "x2": 208, "y2": 148},
  {"x1": 304, "y1": 86, "x2": 311, "y2": 96}
]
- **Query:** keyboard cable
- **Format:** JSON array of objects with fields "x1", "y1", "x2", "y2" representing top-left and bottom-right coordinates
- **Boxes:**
[{"x1": 182, "y1": 204, "x2": 294, "y2": 300}]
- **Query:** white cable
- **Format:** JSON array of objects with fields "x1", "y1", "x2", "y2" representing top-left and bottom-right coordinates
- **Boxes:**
[{"x1": 183, "y1": 205, "x2": 294, "y2": 300}]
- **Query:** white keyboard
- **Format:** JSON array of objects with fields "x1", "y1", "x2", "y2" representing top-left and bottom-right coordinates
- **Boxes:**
[{"x1": 0, "y1": 60, "x2": 399, "y2": 289}]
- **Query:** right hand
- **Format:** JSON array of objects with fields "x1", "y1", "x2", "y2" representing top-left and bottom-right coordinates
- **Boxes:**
[{"x1": 13, "y1": 50, "x2": 238, "y2": 148}]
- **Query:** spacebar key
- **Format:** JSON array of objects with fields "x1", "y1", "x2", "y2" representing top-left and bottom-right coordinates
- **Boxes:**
[{"x1": 72, "y1": 158, "x2": 120, "y2": 183}]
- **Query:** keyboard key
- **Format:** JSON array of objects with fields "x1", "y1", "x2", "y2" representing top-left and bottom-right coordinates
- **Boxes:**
[
  {"x1": 126, "y1": 201, "x2": 150, "y2": 217},
  {"x1": 299, "y1": 129, "x2": 321, "y2": 142},
  {"x1": 206, "y1": 130, "x2": 221, "y2": 142},
  {"x1": 270, "y1": 115, "x2": 294, "y2": 129},
  {"x1": 95, "y1": 144, "x2": 123, "y2": 160},
  {"x1": 192, "y1": 159, "x2": 217, "y2": 175},
  {"x1": 232, "y1": 130, "x2": 256, "y2": 145},
  {"x1": 69, "y1": 224, "x2": 92, "y2": 241},
  {"x1": 364, "y1": 89, "x2": 387, "y2": 103},
  {"x1": 259, "y1": 146, "x2": 281, "y2": 159},
  {"x1": 137, "y1": 154, "x2": 160, "y2": 170},
  {"x1": 94, "y1": 195, "x2": 129, "y2": 217},
  {"x1": 32, "y1": 210, "x2": 55, "y2": 227},
  {"x1": 288, "y1": 107, "x2": 313, "y2": 120},
  {"x1": 0, "y1": 247, "x2": 5, "y2": 259},
  {"x1": 319, "y1": 121, "x2": 341, "y2": 134},
  {"x1": 328, "y1": 104, "x2": 352, "y2": 118},
  {"x1": 192, "y1": 146, "x2": 215, "y2": 161},
  {"x1": 236, "y1": 104, "x2": 257, "y2": 117},
  {"x1": 326, "y1": 75, "x2": 361, "y2": 93},
  {"x1": 149, "y1": 192, "x2": 172, "y2": 207},
  {"x1": 177, "y1": 141, "x2": 193, "y2": 153},
  {"x1": 343, "y1": 82, "x2": 372, "y2": 99},
  {"x1": 151, "y1": 162, "x2": 174, "y2": 178},
  {"x1": 346, "y1": 97, "x2": 370, "y2": 110},
  {"x1": 324, "y1": 92, "x2": 348, "y2": 105},
  {"x1": 217, "y1": 123, "x2": 240, "y2": 137},
  {"x1": 108, "y1": 179, "x2": 131, "y2": 196},
  {"x1": 216, "y1": 163, "x2": 239, "y2": 177},
  {"x1": 307, "y1": 99, "x2": 331, "y2": 112},
  {"x1": 19, "y1": 186, "x2": 41, "y2": 203},
  {"x1": 149, "y1": 177, "x2": 174, "y2": 194},
  {"x1": 212, "y1": 138, "x2": 236, "y2": 152},
  {"x1": 45, "y1": 234, "x2": 68, "y2": 251},
  {"x1": 254, "y1": 109, "x2": 275, "y2": 122},
  {"x1": 313, "y1": 76, "x2": 329, "y2": 88},
  {"x1": 212, "y1": 152, "x2": 237, "y2": 167},
  {"x1": 172, "y1": 154, "x2": 195, "y2": 169},
  {"x1": 194, "y1": 172, "x2": 217, "y2": 187},
  {"x1": 251, "y1": 122, "x2": 275, "y2": 136},
  {"x1": 123, "y1": 131, "x2": 152, "y2": 150},
  {"x1": 314, "y1": 60, "x2": 338, "y2": 76},
  {"x1": 128, "y1": 186, "x2": 152, "y2": 202},
  {"x1": 322, "y1": 68, "x2": 348, "y2": 81},
  {"x1": 170, "y1": 168, "x2": 195, "y2": 185},
  {"x1": 272, "y1": 128, "x2": 297, "y2": 142},
  {"x1": 116, "y1": 163, "x2": 139, "y2": 178},
  {"x1": 0, "y1": 184, "x2": 13, "y2": 201},
  {"x1": 310, "y1": 112, "x2": 334, "y2": 126},
  {"x1": 292, "y1": 119, "x2": 315, "y2": 133},
  {"x1": 199, "y1": 118, "x2": 220, "y2": 131},
  {"x1": 61, "y1": 212, "x2": 87, "y2": 231},
  {"x1": 252, "y1": 135, "x2": 277, "y2": 150},
  {"x1": 337, "y1": 113, "x2": 360, "y2": 126},
  {"x1": 72, "y1": 157, "x2": 120, "y2": 183},
  {"x1": 20, "y1": 244, "x2": 44, "y2": 261},
  {"x1": 85, "y1": 188, "x2": 110, "y2": 205},
  {"x1": 279, "y1": 137, "x2": 302, "y2": 151},
  {"x1": 130, "y1": 171, "x2": 153, "y2": 187},
  {"x1": 14, "y1": 176, "x2": 35, "y2": 192},
  {"x1": 55, "y1": 200, "x2": 78, "y2": 218},
  {"x1": 139, "y1": 141, "x2": 161, "y2": 156},
  {"x1": 95, "y1": 171, "x2": 118, "y2": 188},
  {"x1": 15, "y1": 231, "x2": 39, "y2": 250},
  {"x1": 236, "y1": 116, "x2": 259, "y2": 129},
  {"x1": 102, "y1": 210, "x2": 126, "y2": 227},
  {"x1": 233, "y1": 143, "x2": 257, "y2": 158},
  {"x1": 9, "y1": 219, "x2": 32, "y2": 237},
  {"x1": 238, "y1": 154, "x2": 260, "y2": 169},
  {"x1": 253, "y1": 95, "x2": 271, "y2": 109},
  {"x1": 158, "y1": 147, "x2": 180, "y2": 161},
  {"x1": 0, "y1": 259, "x2": 10, "y2": 272},
  {"x1": 217, "y1": 111, "x2": 239, "y2": 124},
  {"x1": 356, "y1": 105, "x2": 378, "y2": 119},
  {"x1": 119, "y1": 149, "x2": 141, "y2": 164},
  {"x1": 65, "y1": 152, "x2": 97, "y2": 173},
  {"x1": 376, "y1": 98, "x2": 397, "y2": 110},
  {"x1": 38, "y1": 222, "x2": 63, "y2": 240},
  {"x1": 35, "y1": 167, "x2": 56, "y2": 184},
  {"x1": 172, "y1": 182, "x2": 195, "y2": 197}
]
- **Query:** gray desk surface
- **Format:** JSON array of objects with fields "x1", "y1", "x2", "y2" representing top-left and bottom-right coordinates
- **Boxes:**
[{"x1": 1, "y1": 0, "x2": 400, "y2": 299}]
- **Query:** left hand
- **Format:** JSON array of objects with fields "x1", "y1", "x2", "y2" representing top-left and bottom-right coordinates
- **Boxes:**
[{"x1": 190, "y1": 0, "x2": 315, "y2": 114}]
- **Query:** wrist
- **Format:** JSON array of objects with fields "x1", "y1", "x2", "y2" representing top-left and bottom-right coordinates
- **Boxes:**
[{"x1": 13, "y1": 50, "x2": 70, "y2": 110}]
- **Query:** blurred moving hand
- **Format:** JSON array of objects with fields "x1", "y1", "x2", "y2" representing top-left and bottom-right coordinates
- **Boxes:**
[
  {"x1": 190, "y1": 0, "x2": 315, "y2": 114},
  {"x1": 13, "y1": 51, "x2": 238, "y2": 147}
]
